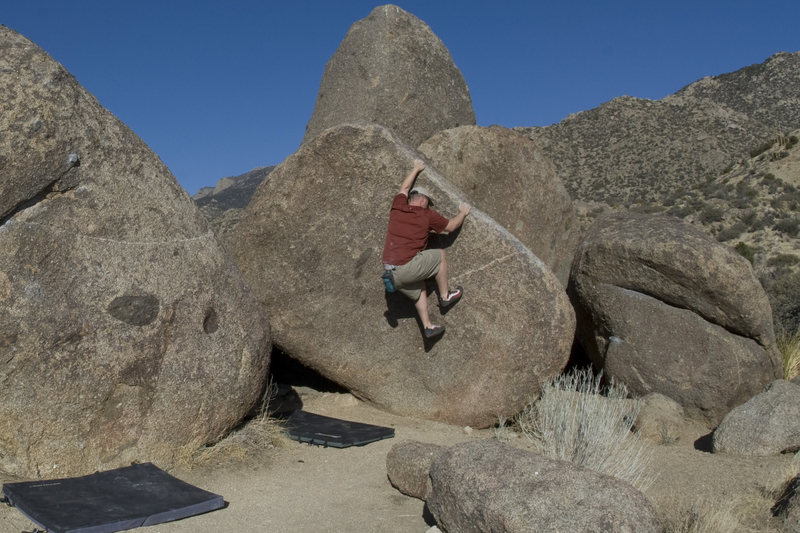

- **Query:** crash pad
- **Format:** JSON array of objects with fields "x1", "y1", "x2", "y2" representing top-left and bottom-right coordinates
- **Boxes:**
[
  {"x1": 285, "y1": 410, "x2": 395, "y2": 447},
  {"x1": 1, "y1": 462, "x2": 223, "y2": 533}
]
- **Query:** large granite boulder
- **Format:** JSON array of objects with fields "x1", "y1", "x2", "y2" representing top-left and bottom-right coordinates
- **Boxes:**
[
  {"x1": 418, "y1": 125, "x2": 580, "y2": 285},
  {"x1": 302, "y1": 5, "x2": 475, "y2": 147},
  {"x1": 713, "y1": 380, "x2": 800, "y2": 456},
  {"x1": 568, "y1": 212, "x2": 781, "y2": 424},
  {"x1": 0, "y1": 27, "x2": 270, "y2": 478},
  {"x1": 231, "y1": 123, "x2": 574, "y2": 428},
  {"x1": 427, "y1": 440, "x2": 663, "y2": 533}
]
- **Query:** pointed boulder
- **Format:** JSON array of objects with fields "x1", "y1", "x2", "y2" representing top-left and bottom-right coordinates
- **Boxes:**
[{"x1": 303, "y1": 5, "x2": 475, "y2": 147}]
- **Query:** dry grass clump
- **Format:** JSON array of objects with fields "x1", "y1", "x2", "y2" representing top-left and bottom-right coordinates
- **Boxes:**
[
  {"x1": 663, "y1": 455, "x2": 800, "y2": 532},
  {"x1": 664, "y1": 501, "x2": 741, "y2": 533},
  {"x1": 182, "y1": 382, "x2": 288, "y2": 468},
  {"x1": 778, "y1": 329, "x2": 800, "y2": 381},
  {"x1": 516, "y1": 368, "x2": 653, "y2": 491}
]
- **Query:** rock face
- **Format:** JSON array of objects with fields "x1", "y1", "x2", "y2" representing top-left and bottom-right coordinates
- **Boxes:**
[
  {"x1": 418, "y1": 125, "x2": 580, "y2": 284},
  {"x1": 192, "y1": 166, "x2": 273, "y2": 244},
  {"x1": 193, "y1": 166, "x2": 273, "y2": 210},
  {"x1": 427, "y1": 440, "x2": 663, "y2": 533},
  {"x1": 568, "y1": 212, "x2": 781, "y2": 424},
  {"x1": 713, "y1": 380, "x2": 800, "y2": 456},
  {"x1": 0, "y1": 27, "x2": 270, "y2": 478},
  {"x1": 231, "y1": 124, "x2": 574, "y2": 428},
  {"x1": 302, "y1": 5, "x2": 475, "y2": 147}
]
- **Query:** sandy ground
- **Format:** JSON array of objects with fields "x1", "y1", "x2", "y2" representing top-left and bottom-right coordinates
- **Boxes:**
[
  {"x1": 1, "y1": 388, "x2": 796, "y2": 533},
  {"x1": 0, "y1": 390, "x2": 488, "y2": 533}
]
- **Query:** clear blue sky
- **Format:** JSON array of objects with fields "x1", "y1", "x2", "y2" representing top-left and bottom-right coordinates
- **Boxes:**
[{"x1": 4, "y1": 1, "x2": 800, "y2": 195}]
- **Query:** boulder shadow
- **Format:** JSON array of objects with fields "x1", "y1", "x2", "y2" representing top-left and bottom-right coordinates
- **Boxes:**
[
  {"x1": 267, "y1": 347, "x2": 349, "y2": 417},
  {"x1": 422, "y1": 502, "x2": 437, "y2": 526},
  {"x1": 429, "y1": 225, "x2": 463, "y2": 250},
  {"x1": 429, "y1": 227, "x2": 465, "y2": 316},
  {"x1": 384, "y1": 283, "x2": 446, "y2": 352},
  {"x1": 694, "y1": 431, "x2": 715, "y2": 453},
  {"x1": 383, "y1": 290, "x2": 418, "y2": 327},
  {"x1": 422, "y1": 329, "x2": 445, "y2": 352}
]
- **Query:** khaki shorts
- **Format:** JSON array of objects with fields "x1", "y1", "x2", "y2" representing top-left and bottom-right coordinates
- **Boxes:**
[{"x1": 391, "y1": 249, "x2": 442, "y2": 301}]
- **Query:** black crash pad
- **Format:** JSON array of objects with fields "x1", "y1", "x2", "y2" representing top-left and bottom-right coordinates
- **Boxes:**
[
  {"x1": 1, "y1": 462, "x2": 223, "y2": 533},
  {"x1": 285, "y1": 410, "x2": 395, "y2": 447}
]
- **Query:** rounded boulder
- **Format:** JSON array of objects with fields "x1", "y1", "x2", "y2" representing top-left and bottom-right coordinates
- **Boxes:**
[
  {"x1": 418, "y1": 125, "x2": 580, "y2": 284},
  {"x1": 568, "y1": 212, "x2": 780, "y2": 424},
  {"x1": 0, "y1": 27, "x2": 270, "y2": 478}
]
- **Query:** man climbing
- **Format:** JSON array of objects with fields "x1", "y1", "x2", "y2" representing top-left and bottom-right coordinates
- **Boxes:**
[{"x1": 382, "y1": 159, "x2": 470, "y2": 338}]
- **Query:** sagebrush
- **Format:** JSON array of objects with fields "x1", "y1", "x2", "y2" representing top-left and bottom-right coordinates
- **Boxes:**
[
  {"x1": 517, "y1": 368, "x2": 653, "y2": 491},
  {"x1": 779, "y1": 329, "x2": 800, "y2": 381}
]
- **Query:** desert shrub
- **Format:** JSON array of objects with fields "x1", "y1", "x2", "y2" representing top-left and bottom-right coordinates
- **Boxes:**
[
  {"x1": 740, "y1": 209, "x2": 757, "y2": 226},
  {"x1": 701, "y1": 182, "x2": 730, "y2": 200},
  {"x1": 715, "y1": 222, "x2": 747, "y2": 242},
  {"x1": 699, "y1": 205, "x2": 725, "y2": 224},
  {"x1": 767, "y1": 254, "x2": 800, "y2": 268},
  {"x1": 761, "y1": 173, "x2": 782, "y2": 193},
  {"x1": 735, "y1": 179, "x2": 758, "y2": 198},
  {"x1": 687, "y1": 195, "x2": 706, "y2": 210},
  {"x1": 779, "y1": 329, "x2": 800, "y2": 381},
  {"x1": 667, "y1": 205, "x2": 694, "y2": 218},
  {"x1": 765, "y1": 271, "x2": 800, "y2": 335},
  {"x1": 789, "y1": 135, "x2": 799, "y2": 148},
  {"x1": 749, "y1": 213, "x2": 775, "y2": 232},
  {"x1": 630, "y1": 203, "x2": 662, "y2": 214},
  {"x1": 733, "y1": 242, "x2": 755, "y2": 264},
  {"x1": 516, "y1": 368, "x2": 652, "y2": 491},
  {"x1": 773, "y1": 191, "x2": 800, "y2": 210},
  {"x1": 775, "y1": 217, "x2": 800, "y2": 237},
  {"x1": 587, "y1": 206, "x2": 606, "y2": 218},
  {"x1": 750, "y1": 138, "x2": 776, "y2": 158}
]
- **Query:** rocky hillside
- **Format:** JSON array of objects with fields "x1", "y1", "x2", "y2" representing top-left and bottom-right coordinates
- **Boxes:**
[
  {"x1": 572, "y1": 130, "x2": 800, "y2": 334},
  {"x1": 516, "y1": 51, "x2": 800, "y2": 207},
  {"x1": 193, "y1": 166, "x2": 273, "y2": 242},
  {"x1": 517, "y1": 52, "x2": 800, "y2": 333}
]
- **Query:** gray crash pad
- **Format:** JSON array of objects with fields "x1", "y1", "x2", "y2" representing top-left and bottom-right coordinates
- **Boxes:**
[
  {"x1": 1, "y1": 462, "x2": 223, "y2": 533},
  {"x1": 285, "y1": 410, "x2": 395, "y2": 447}
]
